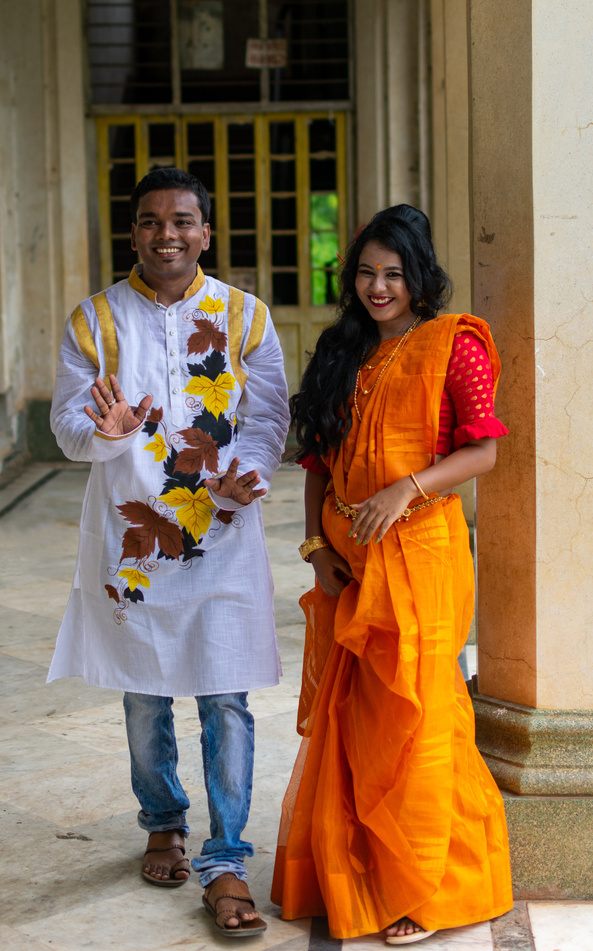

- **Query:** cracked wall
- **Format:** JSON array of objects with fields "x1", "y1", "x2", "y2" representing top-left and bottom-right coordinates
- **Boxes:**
[{"x1": 469, "y1": 0, "x2": 593, "y2": 709}]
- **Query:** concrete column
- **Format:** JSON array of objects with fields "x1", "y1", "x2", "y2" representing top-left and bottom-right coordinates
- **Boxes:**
[
  {"x1": 469, "y1": 0, "x2": 593, "y2": 897},
  {"x1": 354, "y1": 0, "x2": 419, "y2": 225},
  {"x1": 0, "y1": 0, "x2": 89, "y2": 477},
  {"x1": 430, "y1": 0, "x2": 471, "y2": 314}
]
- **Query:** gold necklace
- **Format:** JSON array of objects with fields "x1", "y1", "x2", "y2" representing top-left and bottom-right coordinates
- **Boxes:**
[{"x1": 353, "y1": 316, "x2": 422, "y2": 422}]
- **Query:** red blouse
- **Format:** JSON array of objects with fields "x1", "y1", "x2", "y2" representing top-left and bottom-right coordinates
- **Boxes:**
[{"x1": 300, "y1": 332, "x2": 508, "y2": 473}]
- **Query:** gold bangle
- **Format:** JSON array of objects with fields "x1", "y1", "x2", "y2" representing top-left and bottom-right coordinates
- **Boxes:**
[
  {"x1": 298, "y1": 536, "x2": 329, "y2": 562},
  {"x1": 410, "y1": 472, "x2": 429, "y2": 500}
]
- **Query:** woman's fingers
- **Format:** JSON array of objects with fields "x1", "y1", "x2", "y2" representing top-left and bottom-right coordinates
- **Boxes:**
[{"x1": 350, "y1": 506, "x2": 390, "y2": 545}]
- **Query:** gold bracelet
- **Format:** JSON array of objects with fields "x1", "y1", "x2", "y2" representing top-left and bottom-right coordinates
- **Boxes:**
[
  {"x1": 410, "y1": 472, "x2": 429, "y2": 500},
  {"x1": 298, "y1": 535, "x2": 329, "y2": 562}
]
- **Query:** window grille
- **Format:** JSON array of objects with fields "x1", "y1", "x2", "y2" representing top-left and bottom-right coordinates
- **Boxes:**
[{"x1": 87, "y1": 0, "x2": 350, "y2": 105}]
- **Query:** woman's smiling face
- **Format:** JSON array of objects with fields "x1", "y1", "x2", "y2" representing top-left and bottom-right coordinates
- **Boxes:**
[{"x1": 354, "y1": 240, "x2": 414, "y2": 339}]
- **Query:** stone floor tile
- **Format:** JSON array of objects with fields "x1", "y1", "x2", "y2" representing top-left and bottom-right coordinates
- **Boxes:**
[
  {"x1": 0, "y1": 606, "x2": 61, "y2": 667},
  {"x1": 19, "y1": 885, "x2": 310, "y2": 950},
  {"x1": 0, "y1": 580, "x2": 73, "y2": 623},
  {"x1": 527, "y1": 902, "x2": 593, "y2": 951},
  {"x1": 0, "y1": 720, "x2": 106, "y2": 773},
  {"x1": 0, "y1": 753, "x2": 141, "y2": 825},
  {"x1": 0, "y1": 676, "x2": 121, "y2": 722},
  {"x1": 0, "y1": 655, "x2": 48, "y2": 698},
  {"x1": 29, "y1": 696, "x2": 204, "y2": 755},
  {"x1": 0, "y1": 923, "x2": 55, "y2": 950},
  {"x1": 0, "y1": 802, "x2": 143, "y2": 927}
]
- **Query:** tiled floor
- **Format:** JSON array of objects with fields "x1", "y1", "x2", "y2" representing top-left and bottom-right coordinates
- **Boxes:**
[{"x1": 0, "y1": 466, "x2": 591, "y2": 950}]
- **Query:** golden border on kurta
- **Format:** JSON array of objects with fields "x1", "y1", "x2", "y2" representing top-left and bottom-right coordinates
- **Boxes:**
[
  {"x1": 228, "y1": 287, "x2": 247, "y2": 390},
  {"x1": 244, "y1": 298, "x2": 267, "y2": 357},
  {"x1": 92, "y1": 291, "x2": 119, "y2": 386},
  {"x1": 183, "y1": 265, "x2": 205, "y2": 299},
  {"x1": 127, "y1": 265, "x2": 206, "y2": 303},
  {"x1": 128, "y1": 266, "x2": 157, "y2": 302},
  {"x1": 71, "y1": 305, "x2": 100, "y2": 369}
]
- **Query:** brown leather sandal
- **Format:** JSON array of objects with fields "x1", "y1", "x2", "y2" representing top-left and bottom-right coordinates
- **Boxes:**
[
  {"x1": 202, "y1": 872, "x2": 267, "y2": 938},
  {"x1": 142, "y1": 833, "x2": 190, "y2": 887}
]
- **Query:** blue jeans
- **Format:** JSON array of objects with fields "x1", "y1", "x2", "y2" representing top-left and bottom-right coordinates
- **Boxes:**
[{"x1": 123, "y1": 691, "x2": 255, "y2": 886}]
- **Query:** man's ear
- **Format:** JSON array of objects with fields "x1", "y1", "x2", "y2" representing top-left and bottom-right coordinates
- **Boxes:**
[{"x1": 131, "y1": 222, "x2": 137, "y2": 251}]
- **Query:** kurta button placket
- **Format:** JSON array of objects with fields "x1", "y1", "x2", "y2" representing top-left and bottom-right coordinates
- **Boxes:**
[{"x1": 166, "y1": 305, "x2": 184, "y2": 428}]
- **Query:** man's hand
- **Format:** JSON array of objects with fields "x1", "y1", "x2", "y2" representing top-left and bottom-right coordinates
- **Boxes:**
[
  {"x1": 204, "y1": 457, "x2": 267, "y2": 506},
  {"x1": 85, "y1": 375, "x2": 153, "y2": 435},
  {"x1": 308, "y1": 546, "x2": 354, "y2": 597}
]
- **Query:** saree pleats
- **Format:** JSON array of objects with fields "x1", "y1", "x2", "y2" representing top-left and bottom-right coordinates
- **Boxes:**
[{"x1": 272, "y1": 315, "x2": 513, "y2": 939}]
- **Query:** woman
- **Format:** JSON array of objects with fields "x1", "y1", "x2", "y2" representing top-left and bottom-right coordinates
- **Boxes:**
[{"x1": 271, "y1": 205, "x2": 513, "y2": 944}]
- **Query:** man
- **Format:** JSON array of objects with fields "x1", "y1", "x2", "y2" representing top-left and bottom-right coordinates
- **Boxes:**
[{"x1": 49, "y1": 167, "x2": 290, "y2": 937}]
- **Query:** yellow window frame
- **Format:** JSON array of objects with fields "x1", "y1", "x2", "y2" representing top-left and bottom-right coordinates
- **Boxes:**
[{"x1": 96, "y1": 111, "x2": 348, "y2": 301}]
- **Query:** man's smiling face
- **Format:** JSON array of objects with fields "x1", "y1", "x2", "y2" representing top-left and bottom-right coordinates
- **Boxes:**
[{"x1": 131, "y1": 188, "x2": 210, "y2": 285}]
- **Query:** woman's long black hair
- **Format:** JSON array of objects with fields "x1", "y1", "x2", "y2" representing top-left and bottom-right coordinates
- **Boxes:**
[{"x1": 290, "y1": 204, "x2": 452, "y2": 459}]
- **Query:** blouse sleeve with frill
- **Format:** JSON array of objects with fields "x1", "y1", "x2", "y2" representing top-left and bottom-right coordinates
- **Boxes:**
[
  {"x1": 436, "y1": 331, "x2": 509, "y2": 454},
  {"x1": 299, "y1": 330, "x2": 508, "y2": 472}
]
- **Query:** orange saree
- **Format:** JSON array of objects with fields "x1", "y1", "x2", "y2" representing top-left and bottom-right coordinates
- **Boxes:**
[{"x1": 271, "y1": 314, "x2": 513, "y2": 939}]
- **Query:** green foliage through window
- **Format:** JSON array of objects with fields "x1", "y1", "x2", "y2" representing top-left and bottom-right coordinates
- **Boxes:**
[{"x1": 310, "y1": 193, "x2": 339, "y2": 305}]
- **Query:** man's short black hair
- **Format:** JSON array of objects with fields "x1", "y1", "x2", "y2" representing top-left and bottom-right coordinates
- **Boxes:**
[{"x1": 130, "y1": 168, "x2": 211, "y2": 224}]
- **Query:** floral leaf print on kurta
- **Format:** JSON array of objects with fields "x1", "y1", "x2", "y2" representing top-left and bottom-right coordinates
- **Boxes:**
[
  {"x1": 144, "y1": 432, "x2": 169, "y2": 461},
  {"x1": 191, "y1": 409, "x2": 233, "y2": 447},
  {"x1": 201, "y1": 295, "x2": 226, "y2": 315},
  {"x1": 184, "y1": 373, "x2": 236, "y2": 415},
  {"x1": 188, "y1": 317, "x2": 228, "y2": 355},
  {"x1": 142, "y1": 405, "x2": 164, "y2": 438},
  {"x1": 188, "y1": 350, "x2": 227, "y2": 380},
  {"x1": 118, "y1": 567, "x2": 150, "y2": 591},
  {"x1": 175, "y1": 427, "x2": 219, "y2": 473},
  {"x1": 159, "y1": 486, "x2": 216, "y2": 541},
  {"x1": 105, "y1": 584, "x2": 121, "y2": 603},
  {"x1": 117, "y1": 500, "x2": 184, "y2": 561}
]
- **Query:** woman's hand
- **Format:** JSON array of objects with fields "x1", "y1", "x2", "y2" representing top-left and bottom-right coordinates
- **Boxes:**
[
  {"x1": 309, "y1": 546, "x2": 354, "y2": 597},
  {"x1": 349, "y1": 477, "x2": 416, "y2": 545},
  {"x1": 204, "y1": 457, "x2": 267, "y2": 506},
  {"x1": 85, "y1": 375, "x2": 153, "y2": 435}
]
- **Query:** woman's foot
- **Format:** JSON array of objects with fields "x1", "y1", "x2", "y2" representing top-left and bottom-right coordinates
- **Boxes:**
[
  {"x1": 142, "y1": 830, "x2": 190, "y2": 886},
  {"x1": 385, "y1": 918, "x2": 437, "y2": 945}
]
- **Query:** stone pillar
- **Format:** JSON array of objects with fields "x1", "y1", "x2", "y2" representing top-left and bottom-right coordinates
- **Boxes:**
[
  {"x1": 0, "y1": 0, "x2": 89, "y2": 475},
  {"x1": 430, "y1": 0, "x2": 471, "y2": 315},
  {"x1": 468, "y1": 0, "x2": 593, "y2": 897},
  {"x1": 354, "y1": 0, "x2": 419, "y2": 225}
]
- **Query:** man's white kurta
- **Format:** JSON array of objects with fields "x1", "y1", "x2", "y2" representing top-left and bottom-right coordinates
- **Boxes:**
[{"x1": 48, "y1": 266, "x2": 290, "y2": 697}]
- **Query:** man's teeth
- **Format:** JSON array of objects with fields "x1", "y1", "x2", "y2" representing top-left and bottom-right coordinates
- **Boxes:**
[{"x1": 156, "y1": 248, "x2": 182, "y2": 254}]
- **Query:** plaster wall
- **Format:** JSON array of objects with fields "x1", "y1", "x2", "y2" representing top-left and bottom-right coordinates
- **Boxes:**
[
  {"x1": 354, "y1": 0, "x2": 420, "y2": 226},
  {"x1": 531, "y1": 0, "x2": 593, "y2": 708},
  {"x1": 430, "y1": 0, "x2": 471, "y2": 315},
  {"x1": 0, "y1": 0, "x2": 89, "y2": 476},
  {"x1": 0, "y1": 6, "x2": 26, "y2": 462},
  {"x1": 470, "y1": 0, "x2": 593, "y2": 709}
]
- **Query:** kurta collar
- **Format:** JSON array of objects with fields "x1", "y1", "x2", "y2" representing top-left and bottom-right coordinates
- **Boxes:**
[{"x1": 128, "y1": 264, "x2": 206, "y2": 303}]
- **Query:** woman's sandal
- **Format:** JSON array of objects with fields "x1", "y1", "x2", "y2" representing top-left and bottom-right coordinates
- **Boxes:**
[
  {"x1": 385, "y1": 918, "x2": 437, "y2": 945},
  {"x1": 202, "y1": 872, "x2": 267, "y2": 938},
  {"x1": 142, "y1": 834, "x2": 190, "y2": 887}
]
